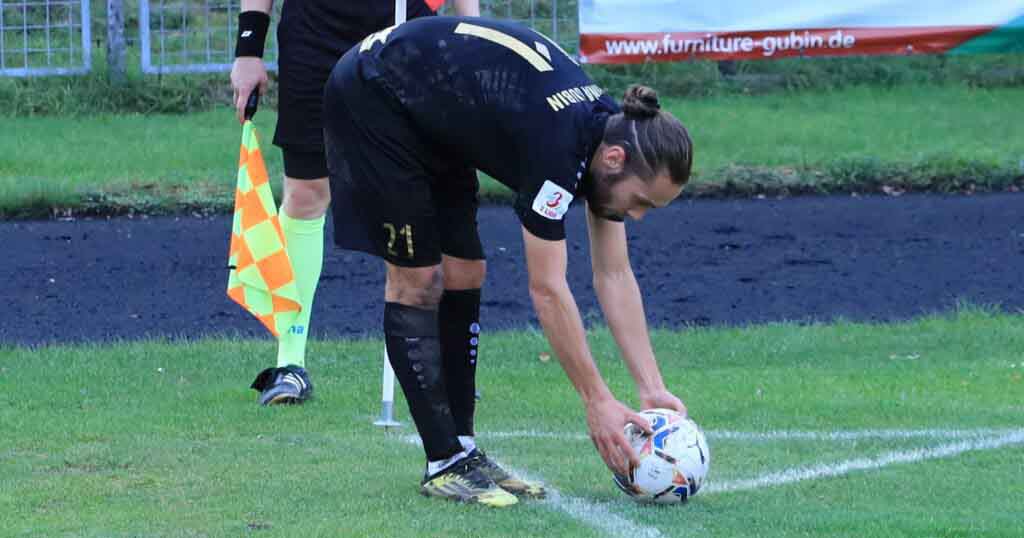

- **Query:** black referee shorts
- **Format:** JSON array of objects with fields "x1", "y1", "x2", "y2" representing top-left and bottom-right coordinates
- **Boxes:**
[
  {"x1": 323, "y1": 49, "x2": 484, "y2": 268},
  {"x1": 271, "y1": 2, "x2": 437, "y2": 180},
  {"x1": 271, "y1": 17, "x2": 353, "y2": 180}
]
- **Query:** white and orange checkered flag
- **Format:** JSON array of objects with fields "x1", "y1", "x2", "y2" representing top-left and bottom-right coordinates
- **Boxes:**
[{"x1": 227, "y1": 116, "x2": 301, "y2": 337}]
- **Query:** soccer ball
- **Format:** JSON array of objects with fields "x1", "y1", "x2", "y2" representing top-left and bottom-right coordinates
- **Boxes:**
[{"x1": 612, "y1": 409, "x2": 710, "y2": 504}]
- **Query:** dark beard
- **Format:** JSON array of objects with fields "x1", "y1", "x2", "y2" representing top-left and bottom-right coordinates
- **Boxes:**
[{"x1": 583, "y1": 168, "x2": 627, "y2": 221}]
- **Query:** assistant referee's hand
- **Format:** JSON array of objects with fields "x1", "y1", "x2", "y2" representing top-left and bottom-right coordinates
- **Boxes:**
[{"x1": 231, "y1": 57, "x2": 269, "y2": 124}]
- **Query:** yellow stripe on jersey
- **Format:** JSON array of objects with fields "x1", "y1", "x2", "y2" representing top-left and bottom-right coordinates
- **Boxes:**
[{"x1": 454, "y1": 22, "x2": 554, "y2": 72}]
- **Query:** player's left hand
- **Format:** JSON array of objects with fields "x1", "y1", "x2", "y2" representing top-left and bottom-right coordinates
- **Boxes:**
[{"x1": 638, "y1": 388, "x2": 687, "y2": 416}]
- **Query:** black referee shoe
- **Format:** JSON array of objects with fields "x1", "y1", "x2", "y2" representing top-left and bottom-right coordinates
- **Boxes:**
[{"x1": 250, "y1": 365, "x2": 313, "y2": 406}]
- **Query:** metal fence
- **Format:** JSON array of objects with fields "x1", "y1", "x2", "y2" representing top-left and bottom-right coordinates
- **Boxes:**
[
  {"x1": 0, "y1": 0, "x2": 577, "y2": 77},
  {"x1": 139, "y1": 0, "x2": 279, "y2": 74},
  {"x1": 472, "y1": 0, "x2": 577, "y2": 51},
  {"x1": 137, "y1": 0, "x2": 576, "y2": 74},
  {"x1": 0, "y1": 0, "x2": 91, "y2": 76}
]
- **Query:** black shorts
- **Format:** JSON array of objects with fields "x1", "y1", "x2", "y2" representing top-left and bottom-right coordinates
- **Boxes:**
[
  {"x1": 271, "y1": 13, "x2": 353, "y2": 179},
  {"x1": 324, "y1": 50, "x2": 484, "y2": 268},
  {"x1": 272, "y1": 2, "x2": 435, "y2": 179}
]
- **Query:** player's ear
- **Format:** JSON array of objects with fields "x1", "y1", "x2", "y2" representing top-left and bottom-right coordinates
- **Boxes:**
[{"x1": 601, "y1": 144, "x2": 626, "y2": 174}]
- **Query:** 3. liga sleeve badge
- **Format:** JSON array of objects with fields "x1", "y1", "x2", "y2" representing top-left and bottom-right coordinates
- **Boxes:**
[{"x1": 531, "y1": 180, "x2": 574, "y2": 220}]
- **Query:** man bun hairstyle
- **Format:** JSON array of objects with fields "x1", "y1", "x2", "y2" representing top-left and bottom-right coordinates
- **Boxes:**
[
  {"x1": 621, "y1": 85, "x2": 661, "y2": 119},
  {"x1": 602, "y1": 84, "x2": 693, "y2": 186}
]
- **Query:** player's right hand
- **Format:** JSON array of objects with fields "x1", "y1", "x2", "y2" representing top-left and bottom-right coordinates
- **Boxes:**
[
  {"x1": 585, "y1": 397, "x2": 653, "y2": 476},
  {"x1": 230, "y1": 57, "x2": 269, "y2": 124}
]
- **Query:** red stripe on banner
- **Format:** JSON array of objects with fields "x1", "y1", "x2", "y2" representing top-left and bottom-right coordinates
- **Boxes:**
[{"x1": 580, "y1": 26, "x2": 996, "y2": 64}]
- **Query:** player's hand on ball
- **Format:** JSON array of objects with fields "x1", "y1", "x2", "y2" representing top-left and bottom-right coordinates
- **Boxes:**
[
  {"x1": 585, "y1": 398, "x2": 654, "y2": 476},
  {"x1": 230, "y1": 57, "x2": 269, "y2": 124},
  {"x1": 638, "y1": 388, "x2": 687, "y2": 416}
]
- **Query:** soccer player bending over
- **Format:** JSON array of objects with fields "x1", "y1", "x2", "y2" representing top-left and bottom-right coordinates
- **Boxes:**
[
  {"x1": 325, "y1": 16, "x2": 693, "y2": 507},
  {"x1": 229, "y1": 0, "x2": 480, "y2": 405}
]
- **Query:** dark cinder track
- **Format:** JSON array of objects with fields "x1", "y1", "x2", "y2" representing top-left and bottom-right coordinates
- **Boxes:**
[{"x1": 3, "y1": 193, "x2": 1022, "y2": 347}]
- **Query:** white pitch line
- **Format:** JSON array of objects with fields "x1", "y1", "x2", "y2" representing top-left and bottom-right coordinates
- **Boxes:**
[
  {"x1": 709, "y1": 428, "x2": 1019, "y2": 442},
  {"x1": 497, "y1": 461, "x2": 671, "y2": 538},
  {"x1": 706, "y1": 429, "x2": 1024, "y2": 494},
  {"x1": 392, "y1": 428, "x2": 1022, "y2": 537},
  {"x1": 391, "y1": 433, "x2": 667, "y2": 537},
  {"x1": 400, "y1": 428, "x2": 1019, "y2": 446},
  {"x1": 396, "y1": 431, "x2": 577, "y2": 446}
]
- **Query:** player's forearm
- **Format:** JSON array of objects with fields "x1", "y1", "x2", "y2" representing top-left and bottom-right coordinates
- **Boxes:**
[
  {"x1": 451, "y1": 0, "x2": 480, "y2": 17},
  {"x1": 594, "y1": 269, "x2": 667, "y2": 395},
  {"x1": 530, "y1": 280, "x2": 614, "y2": 405},
  {"x1": 241, "y1": 0, "x2": 273, "y2": 14}
]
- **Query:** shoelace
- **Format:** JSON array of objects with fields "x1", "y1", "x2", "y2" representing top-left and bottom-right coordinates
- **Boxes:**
[
  {"x1": 469, "y1": 451, "x2": 508, "y2": 480},
  {"x1": 448, "y1": 458, "x2": 493, "y2": 490}
]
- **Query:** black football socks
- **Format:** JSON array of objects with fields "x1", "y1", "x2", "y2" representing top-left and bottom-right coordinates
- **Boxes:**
[
  {"x1": 384, "y1": 302, "x2": 463, "y2": 462},
  {"x1": 439, "y1": 288, "x2": 482, "y2": 439}
]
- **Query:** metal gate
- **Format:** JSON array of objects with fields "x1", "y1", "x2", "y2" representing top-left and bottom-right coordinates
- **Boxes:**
[
  {"x1": 137, "y1": 0, "x2": 577, "y2": 74},
  {"x1": 0, "y1": 0, "x2": 91, "y2": 76}
]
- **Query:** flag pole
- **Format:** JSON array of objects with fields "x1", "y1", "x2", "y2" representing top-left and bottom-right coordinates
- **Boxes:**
[{"x1": 374, "y1": 0, "x2": 407, "y2": 430}]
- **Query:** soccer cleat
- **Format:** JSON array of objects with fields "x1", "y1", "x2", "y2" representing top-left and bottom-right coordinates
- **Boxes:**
[
  {"x1": 467, "y1": 449, "x2": 546, "y2": 499},
  {"x1": 250, "y1": 365, "x2": 313, "y2": 405},
  {"x1": 420, "y1": 456, "x2": 519, "y2": 507}
]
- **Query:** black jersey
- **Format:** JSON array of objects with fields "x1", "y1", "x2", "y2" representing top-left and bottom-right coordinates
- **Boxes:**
[
  {"x1": 279, "y1": 0, "x2": 437, "y2": 46},
  {"x1": 354, "y1": 16, "x2": 621, "y2": 241}
]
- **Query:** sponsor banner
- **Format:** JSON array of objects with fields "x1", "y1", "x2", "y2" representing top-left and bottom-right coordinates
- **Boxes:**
[
  {"x1": 582, "y1": 26, "x2": 996, "y2": 63},
  {"x1": 578, "y1": 1, "x2": 1024, "y2": 63}
]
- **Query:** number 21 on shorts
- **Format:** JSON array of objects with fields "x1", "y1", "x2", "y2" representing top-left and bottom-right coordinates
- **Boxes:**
[{"x1": 382, "y1": 223, "x2": 414, "y2": 259}]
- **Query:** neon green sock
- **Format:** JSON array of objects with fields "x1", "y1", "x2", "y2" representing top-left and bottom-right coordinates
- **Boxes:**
[{"x1": 277, "y1": 213, "x2": 325, "y2": 369}]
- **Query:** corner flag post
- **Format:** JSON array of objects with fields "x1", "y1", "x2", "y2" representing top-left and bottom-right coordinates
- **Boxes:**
[
  {"x1": 373, "y1": 0, "x2": 407, "y2": 430},
  {"x1": 395, "y1": 0, "x2": 406, "y2": 27}
]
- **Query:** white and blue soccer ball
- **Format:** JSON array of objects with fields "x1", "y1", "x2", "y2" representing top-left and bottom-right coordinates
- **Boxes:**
[{"x1": 613, "y1": 409, "x2": 710, "y2": 504}]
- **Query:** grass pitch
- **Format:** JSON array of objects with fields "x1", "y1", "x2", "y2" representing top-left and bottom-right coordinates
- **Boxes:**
[{"x1": 2, "y1": 308, "x2": 1022, "y2": 537}]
